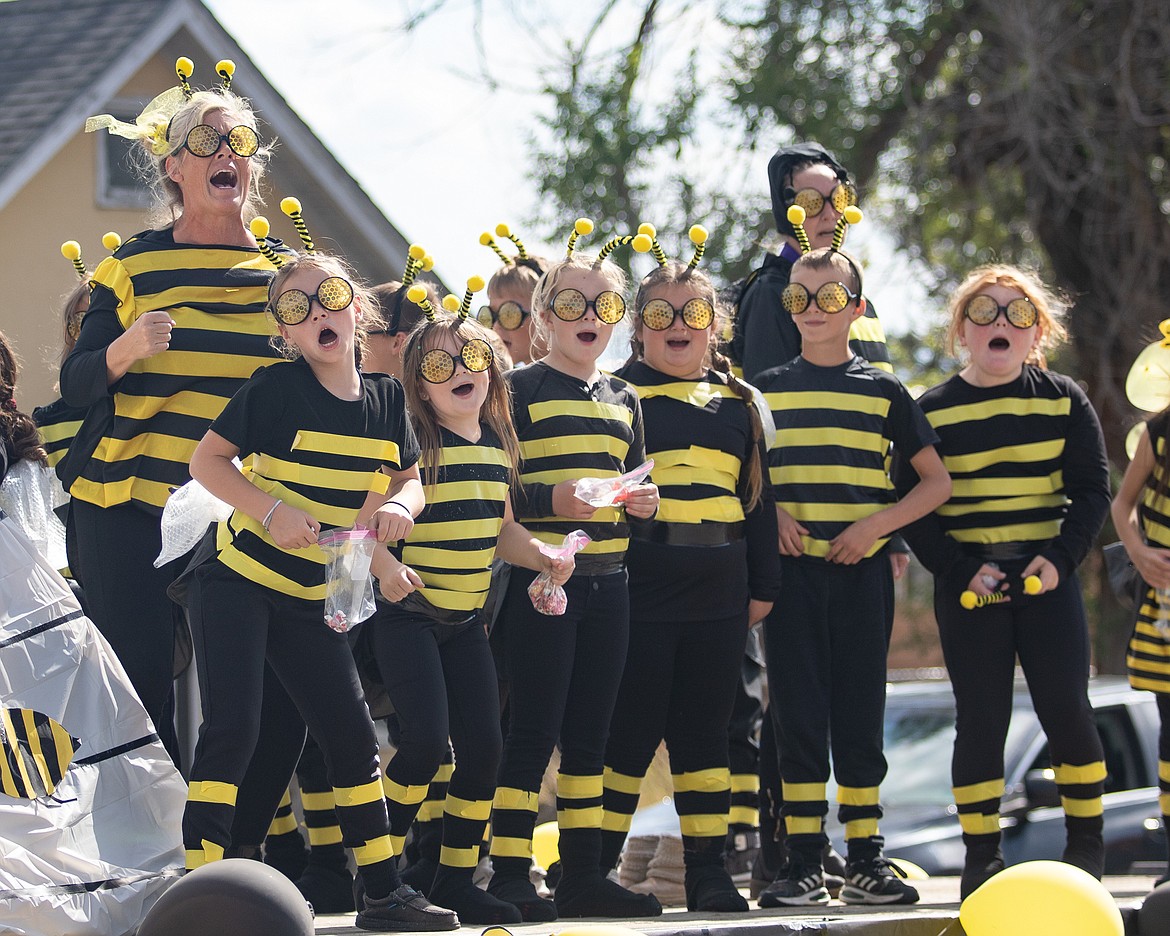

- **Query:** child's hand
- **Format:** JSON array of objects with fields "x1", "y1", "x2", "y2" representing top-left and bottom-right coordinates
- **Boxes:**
[
  {"x1": 540, "y1": 553, "x2": 575, "y2": 587},
  {"x1": 748, "y1": 599, "x2": 772, "y2": 627},
  {"x1": 826, "y1": 517, "x2": 880, "y2": 565},
  {"x1": 1133, "y1": 545, "x2": 1170, "y2": 591},
  {"x1": 370, "y1": 501, "x2": 414, "y2": 543},
  {"x1": 966, "y1": 562, "x2": 1007, "y2": 596},
  {"x1": 552, "y1": 480, "x2": 597, "y2": 520},
  {"x1": 267, "y1": 502, "x2": 319, "y2": 549},
  {"x1": 623, "y1": 483, "x2": 659, "y2": 519},
  {"x1": 776, "y1": 506, "x2": 807, "y2": 556},
  {"x1": 378, "y1": 555, "x2": 424, "y2": 603},
  {"x1": 1021, "y1": 555, "x2": 1059, "y2": 594}
]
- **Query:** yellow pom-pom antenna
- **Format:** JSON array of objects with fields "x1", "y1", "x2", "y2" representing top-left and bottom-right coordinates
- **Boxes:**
[
  {"x1": 637, "y1": 222, "x2": 667, "y2": 267},
  {"x1": 1023, "y1": 575, "x2": 1043, "y2": 595},
  {"x1": 101, "y1": 231, "x2": 122, "y2": 252},
  {"x1": 61, "y1": 241, "x2": 87, "y2": 279},
  {"x1": 480, "y1": 231, "x2": 511, "y2": 267},
  {"x1": 687, "y1": 225, "x2": 709, "y2": 270},
  {"x1": 632, "y1": 233, "x2": 653, "y2": 254},
  {"x1": 831, "y1": 206, "x2": 861, "y2": 252},
  {"x1": 215, "y1": 59, "x2": 236, "y2": 90},
  {"x1": 407, "y1": 284, "x2": 437, "y2": 321},
  {"x1": 959, "y1": 590, "x2": 1010, "y2": 610},
  {"x1": 176, "y1": 57, "x2": 195, "y2": 97},
  {"x1": 422, "y1": 254, "x2": 434, "y2": 272},
  {"x1": 597, "y1": 234, "x2": 638, "y2": 264},
  {"x1": 402, "y1": 244, "x2": 428, "y2": 287},
  {"x1": 787, "y1": 205, "x2": 812, "y2": 254},
  {"x1": 250, "y1": 217, "x2": 284, "y2": 268},
  {"x1": 441, "y1": 295, "x2": 460, "y2": 313},
  {"x1": 280, "y1": 197, "x2": 316, "y2": 253},
  {"x1": 460, "y1": 275, "x2": 485, "y2": 318},
  {"x1": 494, "y1": 222, "x2": 529, "y2": 261},
  {"x1": 566, "y1": 218, "x2": 594, "y2": 257}
]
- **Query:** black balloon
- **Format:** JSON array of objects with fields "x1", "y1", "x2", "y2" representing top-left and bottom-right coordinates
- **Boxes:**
[
  {"x1": 138, "y1": 859, "x2": 314, "y2": 936},
  {"x1": 1139, "y1": 882, "x2": 1170, "y2": 936}
]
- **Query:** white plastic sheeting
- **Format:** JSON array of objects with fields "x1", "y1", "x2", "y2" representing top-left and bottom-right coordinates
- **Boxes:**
[{"x1": 0, "y1": 510, "x2": 186, "y2": 935}]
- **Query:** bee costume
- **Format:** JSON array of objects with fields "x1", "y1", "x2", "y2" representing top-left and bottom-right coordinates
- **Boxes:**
[{"x1": 62, "y1": 59, "x2": 287, "y2": 763}]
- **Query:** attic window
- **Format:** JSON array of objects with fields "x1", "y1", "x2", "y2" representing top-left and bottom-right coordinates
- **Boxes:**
[{"x1": 94, "y1": 101, "x2": 152, "y2": 209}]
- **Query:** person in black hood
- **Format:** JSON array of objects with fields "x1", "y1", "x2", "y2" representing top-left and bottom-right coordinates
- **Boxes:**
[{"x1": 732, "y1": 142, "x2": 891, "y2": 384}]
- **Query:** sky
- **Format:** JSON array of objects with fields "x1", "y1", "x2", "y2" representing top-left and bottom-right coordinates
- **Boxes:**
[{"x1": 203, "y1": 0, "x2": 931, "y2": 346}]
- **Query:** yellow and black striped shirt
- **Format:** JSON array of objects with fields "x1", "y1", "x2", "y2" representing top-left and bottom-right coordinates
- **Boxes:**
[
  {"x1": 60, "y1": 228, "x2": 288, "y2": 513},
  {"x1": 758, "y1": 355, "x2": 936, "y2": 560},
  {"x1": 617, "y1": 361, "x2": 781, "y2": 620},
  {"x1": 32, "y1": 397, "x2": 87, "y2": 472},
  {"x1": 397, "y1": 425, "x2": 511, "y2": 614},
  {"x1": 508, "y1": 361, "x2": 646, "y2": 573},
  {"x1": 1140, "y1": 411, "x2": 1170, "y2": 550},
  {"x1": 900, "y1": 366, "x2": 1109, "y2": 581},
  {"x1": 211, "y1": 359, "x2": 419, "y2": 600}
]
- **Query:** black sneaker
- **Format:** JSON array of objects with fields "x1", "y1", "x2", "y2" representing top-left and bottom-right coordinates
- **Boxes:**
[
  {"x1": 355, "y1": 884, "x2": 460, "y2": 931},
  {"x1": 840, "y1": 857, "x2": 919, "y2": 905},
  {"x1": 725, "y1": 829, "x2": 761, "y2": 885},
  {"x1": 758, "y1": 865, "x2": 830, "y2": 907}
]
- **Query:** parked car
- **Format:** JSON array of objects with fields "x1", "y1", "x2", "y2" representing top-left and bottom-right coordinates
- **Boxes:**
[
  {"x1": 835, "y1": 677, "x2": 1166, "y2": 875},
  {"x1": 627, "y1": 677, "x2": 1165, "y2": 876}
]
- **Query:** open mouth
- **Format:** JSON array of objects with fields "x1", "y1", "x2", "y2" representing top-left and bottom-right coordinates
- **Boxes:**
[
  {"x1": 318, "y1": 327, "x2": 338, "y2": 349},
  {"x1": 666, "y1": 337, "x2": 690, "y2": 349},
  {"x1": 989, "y1": 336, "x2": 1010, "y2": 350},
  {"x1": 576, "y1": 330, "x2": 597, "y2": 344},
  {"x1": 452, "y1": 380, "x2": 475, "y2": 398},
  {"x1": 211, "y1": 167, "x2": 238, "y2": 189}
]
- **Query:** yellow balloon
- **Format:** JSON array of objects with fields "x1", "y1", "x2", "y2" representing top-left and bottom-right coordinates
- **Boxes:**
[
  {"x1": 885, "y1": 856, "x2": 929, "y2": 880},
  {"x1": 959, "y1": 860, "x2": 1122, "y2": 936},
  {"x1": 532, "y1": 820, "x2": 559, "y2": 870}
]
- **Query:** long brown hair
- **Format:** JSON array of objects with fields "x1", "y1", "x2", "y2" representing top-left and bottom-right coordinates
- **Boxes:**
[
  {"x1": 631, "y1": 262, "x2": 764, "y2": 511},
  {"x1": 0, "y1": 332, "x2": 47, "y2": 466},
  {"x1": 400, "y1": 315, "x2": 520, "y2": 494}
]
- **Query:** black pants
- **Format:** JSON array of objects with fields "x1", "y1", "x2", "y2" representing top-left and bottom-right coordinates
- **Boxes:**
[
  {"x1": 490, "y1": 567, "x2": 629, "y2": 880},
  {"x1": 182, "y1": 561, "x2": 398, "y2": 897},
  {"x1": 368, "y1": 606, "x2": 502, "y2": 872},
  {"x1": 936, "y1": 566, "x2": 1105, "y2": 836},
  {"x1": 601, "y1": 611, "x2": 748, "y2": 870},
  {"x1": 764, "y1": 556, "x2": 893, "y2": 864},
  {"x1": 70, "y1": 498, "x2": 184, "y2": 766}
]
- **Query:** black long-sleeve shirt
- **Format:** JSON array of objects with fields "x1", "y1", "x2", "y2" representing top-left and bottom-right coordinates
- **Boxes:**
[{"x1": 894, "y1": 366, "x2": 1110, "y2": 584}]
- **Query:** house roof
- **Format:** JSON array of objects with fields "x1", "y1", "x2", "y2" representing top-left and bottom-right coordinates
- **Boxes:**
[{"x1": 0, "y1": 0, "x2": 416, "y2": 286}]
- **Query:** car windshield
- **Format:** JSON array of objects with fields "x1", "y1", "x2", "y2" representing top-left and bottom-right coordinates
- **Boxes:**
[{"x1": 825, "y1": 691, "x2": 1032, "y2": 807}]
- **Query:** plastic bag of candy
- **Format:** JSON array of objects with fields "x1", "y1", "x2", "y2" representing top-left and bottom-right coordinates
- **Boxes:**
[
  {"x1": 155, "y1": 467, "x2": 236, "y2": 568},
  {"x1": 527, "y1": 529, "x2": 591, "y2": 615},
  {"x1": 320, "y1": 527, "x2": 377, "y2": 632},
  {"x1": 573, "y1": 459, "x2": 654, "y2": 509}
]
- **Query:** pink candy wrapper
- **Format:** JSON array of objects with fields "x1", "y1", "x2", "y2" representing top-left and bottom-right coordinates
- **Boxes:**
[
  {"x1": 573, "y1": 459, "x2": 654, "y2": 508},
  {"x1": 528, "y1": 529, "x2": 591, "y2": 615}
]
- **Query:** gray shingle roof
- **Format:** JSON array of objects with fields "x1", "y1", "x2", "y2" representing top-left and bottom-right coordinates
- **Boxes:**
[{"x1": 0, "y1": 0, "x2": 170, "y2": 181}]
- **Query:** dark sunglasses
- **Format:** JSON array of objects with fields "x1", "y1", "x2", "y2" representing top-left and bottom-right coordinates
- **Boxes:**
[
  {"x1": 963, "y1": 294, "x2": 1037, "y2": 329},
  {"x1": 419, "y1": 338, "x2": 495, "y2": 384},
  {"x1": 790, "y1": 182, "x2": 857, "y2": 218},
  {"x1": 551, "y1": 288, "x2": 626, "y2": 325},
  {"x1": 181, "y1": 123, "x2": 260, "y2": 158},
  {"x1": 639, "y1": 297, "x2": 714, "y2": 332},
  {"x1": 781, "y1": 281, "x2": 860, "y2": 315},
  {"x1": 272, "y1": 276, "x2": 354, "y2": 326},
  {"x1": 477, "y1": 301, "x2": 528, "y2": 331}
]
